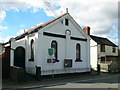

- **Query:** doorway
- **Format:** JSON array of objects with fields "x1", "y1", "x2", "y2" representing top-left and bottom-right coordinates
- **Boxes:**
[{"x1": 14, "y1": 46, "x2": 25, "y2": 69}]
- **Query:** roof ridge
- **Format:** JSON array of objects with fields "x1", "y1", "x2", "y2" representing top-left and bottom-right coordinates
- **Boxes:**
[
  {"x1": 90, "y1": 35, "x2": 117, "y2": 47},
  {"x1": 90, "y1": 35, "x2": 106, "y2": 39},
  {"x1": 24, "y1": 12, "x2": 69, "y2": 34},
  {"x1": 15, "y1": 13, "x2": 69, "y2": 40}
]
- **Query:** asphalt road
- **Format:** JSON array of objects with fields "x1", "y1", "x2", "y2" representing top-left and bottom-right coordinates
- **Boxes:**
[
  {"x1": 29, "y1": 74, "x2": 120, "y2": 89},
  {"x1": 3, "y1": 73, "x2": 120, "y2": 90}
]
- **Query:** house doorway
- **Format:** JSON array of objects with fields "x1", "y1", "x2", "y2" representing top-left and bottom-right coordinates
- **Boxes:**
[{"x1": 14, "y1": 46, "x2": 25, "y2": 69}]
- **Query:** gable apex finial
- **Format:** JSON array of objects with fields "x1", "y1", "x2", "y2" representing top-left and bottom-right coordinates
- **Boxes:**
[{"x1": 66, "y1": 8, "x2": 68, "y2": 13}]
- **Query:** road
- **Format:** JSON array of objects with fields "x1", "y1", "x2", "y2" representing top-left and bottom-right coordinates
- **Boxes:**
[
  {"x1": 29, "y1": 74, "x2": 120, "y2": 89},
  {"x1": 3, "y1": 73, "x2": 120, "y2": 90}
]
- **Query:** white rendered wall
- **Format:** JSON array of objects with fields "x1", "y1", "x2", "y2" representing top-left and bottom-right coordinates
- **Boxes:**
[
  {"x1": 10, "y1": 38, "x2": 26, "y2": 66},
  {"x1": 98, "y1": 45, "x2": 118, "y2": 58},
  {"x1": 10, "y1": 14, "x2": 90, "y2": 75},
  {"x1": 34, "y1": 16, "x2": 90, "y2": 75},
  {"x1": 90, "y1": 39, "x2": 98, "y2": 70},
  {"x1": 0, "y1": 44, "x2": 3, "y2": 53}
]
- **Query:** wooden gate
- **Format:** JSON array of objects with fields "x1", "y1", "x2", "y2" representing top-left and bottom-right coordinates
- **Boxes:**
[{"x1": 14, "y1": 47, "x2": 25, "y2": 69}]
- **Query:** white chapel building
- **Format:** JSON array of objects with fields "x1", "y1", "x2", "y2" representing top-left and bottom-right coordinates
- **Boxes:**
[{"x1": 9, "y1": 13, "x2": 91, "y2": 76}]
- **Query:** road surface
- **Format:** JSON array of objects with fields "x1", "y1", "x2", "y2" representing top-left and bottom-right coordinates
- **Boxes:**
[{"x1": 29, "y1": 74, "x2": 120, "y2": 89}]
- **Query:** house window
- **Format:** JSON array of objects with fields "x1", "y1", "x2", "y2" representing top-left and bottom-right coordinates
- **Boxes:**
[
  {"x1": 112, "y1": 47, "x2": 116, "y2": 53},
  {"x1": 29, "y1": 39, "x2": 34, "y2": 61},
  {"x1": 65, "y1": 19, "x2": 69, "y2": 26},
  {"x1": 76, "y1": 43, "x2": 81, "y2": 61},
  {"x1": 101, "y1": 44, "x2": 105, "y2": 52},
  {"x1": 101, "y1": 57, "x2": 105, "y2": 63},
  {"x1": 51, "y1": 41, "x2": 58, "y2": 60}
]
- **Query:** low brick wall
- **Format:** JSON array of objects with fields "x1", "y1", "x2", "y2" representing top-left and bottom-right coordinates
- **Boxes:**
[
  {"x1": 100, "y1": 61, "x2": 120, "y2": 73},
  {"x1": 10, "y1": 66, "x2": 26, "y2": 82}
]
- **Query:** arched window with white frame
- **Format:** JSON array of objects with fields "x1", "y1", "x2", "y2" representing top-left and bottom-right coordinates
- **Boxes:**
[
  {"x1": 51, "y1": 41, "x2": 58, "y2": 60},
  {"x1": 30, "y1": 39, "x2": 34, "y2": 61},
  {"x1": 76, "y1": 43, "x2": 81, "y2": 61}
]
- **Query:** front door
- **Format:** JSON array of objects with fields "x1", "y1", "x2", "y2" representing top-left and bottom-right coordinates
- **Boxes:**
[{"x1": 14, "y1": 46, "x2": 25, "y2": 69}]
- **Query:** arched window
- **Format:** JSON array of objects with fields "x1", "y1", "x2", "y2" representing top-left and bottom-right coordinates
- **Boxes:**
[
  {"x1": 51, "y1": 41, "x2": 58, "y2": 60},
  {"x1": 30, "y1": 39, "x2": 34, "y2": 61},
  {"x1": 65, "y1": 29, "x2": 71, "y2": 35},
  {"x1": 76, "y1": 43, "x2": 81, "y2": 60}
]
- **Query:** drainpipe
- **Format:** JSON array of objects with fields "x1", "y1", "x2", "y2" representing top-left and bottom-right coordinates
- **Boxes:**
[
  {"x1": 10, "y1": 38, "x2": 15, "y2": 66},
  {"x1": 65, "y1": 30, "x2": 71, "y2": 59}
]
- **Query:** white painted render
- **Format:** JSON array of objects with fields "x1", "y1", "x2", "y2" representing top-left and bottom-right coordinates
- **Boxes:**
[
  {"x1": 0, "y1": 43, "x2": 4, "y2": 53},
  {"x1": 90, "y1": 39, "x2": 98, "y2": 70},
  {"x1": 10, "y1": 14, "x2": 91, "y2": 75},
  {"x1": 98, "y1": 45, "x2": 118, "y2": 57}
]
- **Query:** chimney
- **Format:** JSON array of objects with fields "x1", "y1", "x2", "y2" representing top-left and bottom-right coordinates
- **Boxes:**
[{"x1": 83, "y1": 26, "x2": 90, "y2": 35}]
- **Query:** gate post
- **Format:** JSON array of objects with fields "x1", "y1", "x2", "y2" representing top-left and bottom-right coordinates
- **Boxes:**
[
  {"x1": 36, "y1": 66, "x2": 41, "y2": 80},
  {"x1": 97, "y1": 64, "x2": 100, "y2": 75}
]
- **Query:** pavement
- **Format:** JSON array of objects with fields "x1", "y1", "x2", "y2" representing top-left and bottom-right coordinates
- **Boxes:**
[{"x1": 2, "y1": 71, "x2": 119, "y2": 90}]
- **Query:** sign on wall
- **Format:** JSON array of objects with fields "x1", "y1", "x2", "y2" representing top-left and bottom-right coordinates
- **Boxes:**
[{"x1": 48, "y1": 48, "x2": 54, "y2": 56}]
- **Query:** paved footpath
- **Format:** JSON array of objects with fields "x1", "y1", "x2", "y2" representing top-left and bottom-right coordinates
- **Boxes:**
[{"x1": 2, "y1": 73, "x2": 120, "y2": 90}]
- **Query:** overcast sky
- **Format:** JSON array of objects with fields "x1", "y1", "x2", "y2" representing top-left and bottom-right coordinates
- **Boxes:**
[{"x1": 0, "y1": 0, "x2": 119, "y2": 45}]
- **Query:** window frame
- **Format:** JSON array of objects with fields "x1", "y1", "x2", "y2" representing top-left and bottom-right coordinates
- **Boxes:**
[
  {"x1": 51, "y1": 40, "x2": 58, "y2": 61},
  {"x1": 75, "y1": 43, "x2": 82, "y2": 62},
  {"x1": 112, "y1": 46, "x2": 116, "y2": 53},
  {"x1": 101, "y1": 57, "x2": 105, "y2": 63},
  {"x1": 65, "y1": 29, "x2": 71, "y2": 35},
  {"x1": 65, "y1": 18, "x2": 69, "y2": 26},
  {"x1": 100, "y1": 44, "x2": 105, "y2": 52},
  {"x1": 29, "y1": 39, "x2": 34, "y2": 61}
]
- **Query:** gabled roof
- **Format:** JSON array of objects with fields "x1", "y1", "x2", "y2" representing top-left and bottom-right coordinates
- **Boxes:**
[
  {"x1": 14, "y1": 12, "x2": 90, "y2": 41},
  {"x1": 90, "y1": 35, "x2": 117, "y2": 47},
  {"x1": 15, "y1": 13, "x2": 69, "y2": 40}
]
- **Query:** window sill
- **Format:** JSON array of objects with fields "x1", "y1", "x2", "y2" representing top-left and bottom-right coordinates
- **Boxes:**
[
  {"x1": 101, "y1": 51, "x2": 105, "y2": 52},
  {"x1": 28, "y1": 58, "x2": 34, "y2": 62},
  {"x1": 75, "y1": 59, "x2": 82, "y2": 62}
]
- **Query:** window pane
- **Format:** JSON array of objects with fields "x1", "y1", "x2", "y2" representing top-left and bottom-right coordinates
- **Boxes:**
[
  {"x1": 101, "y1": 44, "x2": 105, "y2": 52},
  {"x1": 51, "y1": 41, "x2": 57, "y2": 60},
  {"x1": 76, "y1": 43, "x2": 80, "y2": 60},
  {"x1": 101, "y1": 57, "x2": 105, "y2": 63},
  {"x1": 65, "y1": 19, "x2": 69, "y2": 26},
  {"x1": 30, "y1": 39, "x2": 34, "y2": 61},
  {"x1": 112, "y1": 47, "x2": 116, "y2": 53}
]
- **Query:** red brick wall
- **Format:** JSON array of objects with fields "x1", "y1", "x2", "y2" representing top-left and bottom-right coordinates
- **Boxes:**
[{"x1": 106, "y1": 56, "x2": 118, "y2": 61}]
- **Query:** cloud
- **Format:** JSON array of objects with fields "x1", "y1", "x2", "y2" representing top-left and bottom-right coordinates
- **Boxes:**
[
  {"x1": 53, "y1": 0, "x2": 118, "y2": 45},
  {"x1": 20, "y1": 24, "x2": 25, "y2": 28},
  {"x1": 1, "y1": 0, "x2": 45, "y2": 12},
  {"x1": 0, "y1": 36, "x2": 15, "y2": 43},
  {"x1": 0, "y1": 0, "x2": 119, "y2": 44},
  {"x1": 109, "y1": 38, "x2": 119, "y2": 46},
  {"x1": 0, "y1": 26, "x2": 8, "y2": 30},
  {"x1": 0, "y1": 11, "x2": 6, "y2": 23},
  {"x1": 56, "y1": 0, "x2": 118, "y2": 35},
  {"x1": 17, "y1": 29, "x2": 25, "y2": 35}
]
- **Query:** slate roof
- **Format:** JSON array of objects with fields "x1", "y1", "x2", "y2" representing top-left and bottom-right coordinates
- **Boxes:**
[
  {"x1": 90, "y1": 35, "x2": 117, "y2": 47},
  {"x1": 15, "y1": 13, "x2": 69, "y2": 40}
]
